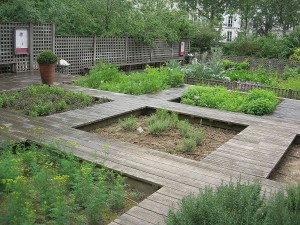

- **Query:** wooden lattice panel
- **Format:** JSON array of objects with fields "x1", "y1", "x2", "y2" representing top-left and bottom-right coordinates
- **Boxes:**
[
  {"x1": 32, "y1": 24, "x2": 53, "y2": 70},
  {"x1": 127, "y1": 39, "x2": 151, "y2": 64},
  {"x1": 223, "y1": 55, "x2": 300, "y2": 75},
  {"x1": 55, "y1": 36, "x2": 94, "y2": 74},
  {"x1": 152, "y1": 41, "x2": 172, "y2": 61},
  {"x1": 0, "y1": 23, "x2": 29, "y2": 73},
  {"x1": 96, "y1": 37, "x2": 125, "y2": 64}
]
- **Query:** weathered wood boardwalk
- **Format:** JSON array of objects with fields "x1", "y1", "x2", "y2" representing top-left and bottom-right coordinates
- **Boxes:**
[{"x1": 0, "y1": 74, "x2": 299, "y2": 225}]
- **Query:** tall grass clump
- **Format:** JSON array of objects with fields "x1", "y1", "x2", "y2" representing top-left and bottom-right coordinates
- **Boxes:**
[
  {"x1": 119, "y1": 116, "x2": 137, "y2": 131},
  {"x1": 166, "y1": 181, "x2": 300, "y2": 225},
  {"x1": 181, "y1": 86, "x2": 279, "y2": 116},
  {"x1": 74, "y1": 62, "x2": 184, "y2": 95},
  {"x1": 147, "y1": 109, "x2": 204, "y2": 152}
]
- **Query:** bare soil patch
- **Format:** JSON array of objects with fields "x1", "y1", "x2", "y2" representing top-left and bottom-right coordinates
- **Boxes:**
[
  {"x1": 269, "y1": 144, "x2": 300, "y2": 185},
  {"x1": 94, "y1": 115, "x2": 238, "y2": 161}
]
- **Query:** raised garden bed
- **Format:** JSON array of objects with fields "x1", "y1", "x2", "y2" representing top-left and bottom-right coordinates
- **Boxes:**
[
  {"x1": 179, "y1": 86, "x2": 279, "y2": 116},
  {"x1": 0, "y1": 141, "x2": 149, "y2": 225},
  {"x1": 73, "y1": 62, "x2": 184, "y2": 95},
  {"x1": 77, "y1": 108, "x2": 241, "y2": 161},
  {"x1": 269, "y1": 135, "x2": 300, "y2": 185},
  {"x1": 0, "y1": 85, "x2": 110, "y2": 117}
]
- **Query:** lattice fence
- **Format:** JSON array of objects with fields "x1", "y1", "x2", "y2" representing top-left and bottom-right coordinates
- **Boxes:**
[
  {"x1": 32, "y1": 24, "x2": 53, "y2": 70},
  {"x1": 1, "y1": 23, "x2": 189, "y2": 74},
  {"x1": 55, "y1": 36, "x2": 94, "y2": 74},
  {"x1": 96, "y1": 37, "x2": 126, "y2": 64},
  {"x1": 0, "y1": 23, "x2": 29, "y2": 73},
  {"x1": 223, "y1": 55, "x2": 300, "y2": 75}
]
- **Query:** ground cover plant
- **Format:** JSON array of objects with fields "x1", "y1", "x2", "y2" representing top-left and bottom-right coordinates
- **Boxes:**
[
  {"x1": 181, "y1": 86, "x2": 279, "y2": 116},
  {"x1": 166, "y1": 181, "x2": 300, "y2": 225},
  {"x1": 94, "y1": 109, "x2": 238, "y2": 160},
  {"x1": 0, "y1": 141, "x2": 144, "y2": 225},
  {"x1": 0, "y1": 85, "x2": 108, "y2": 117},
  {"x1": 74, "y1": 62, "x2": 184, "y2": 95}
]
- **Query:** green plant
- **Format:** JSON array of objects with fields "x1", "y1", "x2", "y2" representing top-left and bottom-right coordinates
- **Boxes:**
[
  {"x1": 181, "y1": 86, "x2": 279, "y2": 116},
  {"x1": 0, "y1": 85, "x2": 106, "y2": 117},
  {"x1": 166, "y1": 182, "x2": 300, "y2": 225},
  {"x1": 74, "y1": 63, "x2": 184, "y2": 95},
  {"x1": 119, "y1": 116, "x2": 137, "y2": 131},
  {"x1": 282, "y1": 67, "x2": 300, "y2": 80},
  {"x1": 289, "y1": 48, "x2": 300, "y2": 61},
  {"x1": 222, "y1": 59, "x2": 237, "y2": 70},
  {"x1": 241, "y1": 89, "x2": 278, "y2": 115},
  {"x1": 37, "y1": 50, "x2": 58, "y2": 64},
  {"x1": 148, "y1": 119, "x2": 171, "y2": 134},
  {"x1": 0, "y1": 141, "x2": 133, "y2": 225},
  {"x1": 180, "y1": 138, "x2": 197, "y2": 152}
]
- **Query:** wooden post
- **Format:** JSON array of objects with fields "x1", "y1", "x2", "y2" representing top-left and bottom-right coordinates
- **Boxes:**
[
  {"x1": 93, "y1": 36, "x2": 96, "y2": 65},
  {"x1": 233, "y1": 81, "x2": 237, "y2": 90},
  {"x1": 150, "y1": 48, "x2": 153, "y2": 62},
  {"x1": 29, "y1": 23, "x2": 34, "y2": 71},
  {"x1": 288, "y1": 89, "x2": 293, "y2": 99},
  {"x1": 51, "y1": 23, "x2": 55, "y2": 52},
  {"x1": 125, "y1": 37, "x2": 128, "y2": 63}
]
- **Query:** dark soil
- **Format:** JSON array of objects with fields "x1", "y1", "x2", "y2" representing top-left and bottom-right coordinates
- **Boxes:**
[{"x1": 269, "y1": 144, "x2": 300, "y2": 185}]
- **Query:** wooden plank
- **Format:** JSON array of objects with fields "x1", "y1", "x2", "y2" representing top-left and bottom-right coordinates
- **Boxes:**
[{"x1": 113, "y1": 213, "x2": 154, "y2": 225}]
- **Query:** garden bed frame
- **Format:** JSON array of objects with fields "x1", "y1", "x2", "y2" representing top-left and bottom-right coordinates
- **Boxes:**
[{"x1": 1, "y1": 77, "x2": 300, "y2": 224}]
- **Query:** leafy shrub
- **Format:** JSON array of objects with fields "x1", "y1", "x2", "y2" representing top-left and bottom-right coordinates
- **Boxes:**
[
  {"x1": 240, "y1": 89, "x2": 279, "y2": 116},
  {"x1": 289, "y1": 48, "x2": 300, "y2": 61},
  {"x1": 119, "y1": 116, "x2": 137, "y2": 131},
  {"x1": 282, "y1": 67, "x2": 300, "y2": 80},
  {"x1": 181, "y1": 86, "x2": 278, "y2": 116},
  {"x1": 222, "y1": 59, "x2": 236, "y2": 70},
  {"x1": 37, "y1": 50, "x2": 58, "y2": 64},
  {"x1": 74, "y1": 63, "x2": 184, "y2": 95},
  {"x1": 236, "y1": 61, "x2": 250, "y2": 70},
  {"x1": 189, "y1": 22, "x2": 221, "y2": 52},
  {"x1": 222, "y1": 60, "x2": 250, "y2": 71},
  {"x1": 222, "y1": 35, "x2": 291, "y2": 59},
  {"x1": 183, "y1": 48, "x2": 230, "y2": 81},
  {"x1": 166, "y1": 182, "x2": 300, "y2": 225},
  {"x1": 30, "y1": 102, "x2": 53, "y2": 117}
]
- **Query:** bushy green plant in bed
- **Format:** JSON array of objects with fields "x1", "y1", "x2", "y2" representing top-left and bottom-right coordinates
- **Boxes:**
[
  {"x1": 0, "y1": 141, "x2": 139, "y2": 225},
  {"x1": 166, "y1": 181, "x2": 300, "y2": 225},
  {"x1": 181, "y1": 86, "x2": 278, "y2": 116},
  {"x1": 74, "y1": 62, "x2": 184, "y2": 95},
  {"x1": 0, "y1": 85, "x2": 106, "y2": 117}
]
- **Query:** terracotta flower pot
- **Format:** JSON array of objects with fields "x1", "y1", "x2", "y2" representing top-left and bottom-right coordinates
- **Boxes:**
[{"x1": 39, "y1": 64, "x2": 56, "y2": 85}]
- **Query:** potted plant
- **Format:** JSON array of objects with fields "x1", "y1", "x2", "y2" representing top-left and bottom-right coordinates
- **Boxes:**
[{"x1": 37, "y1": 50, "x2": 58, "y2": 85}]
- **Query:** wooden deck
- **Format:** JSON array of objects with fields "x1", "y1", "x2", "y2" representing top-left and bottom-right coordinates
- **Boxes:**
[{"x1": 0, "y1": 77, "x2": 299, "y2": 225}]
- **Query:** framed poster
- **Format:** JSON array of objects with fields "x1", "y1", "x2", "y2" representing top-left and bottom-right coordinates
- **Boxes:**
[
  {"x1": 179, "y1": 41, "x2": 185, "y2": 56},
  {"x1": 15, "y1": 28, "x2": 29, "y2": 55}
]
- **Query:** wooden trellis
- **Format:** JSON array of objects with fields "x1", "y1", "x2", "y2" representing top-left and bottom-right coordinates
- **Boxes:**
[{"x1": 1, "y1": 23, "x2": 189, "y2": 74}]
